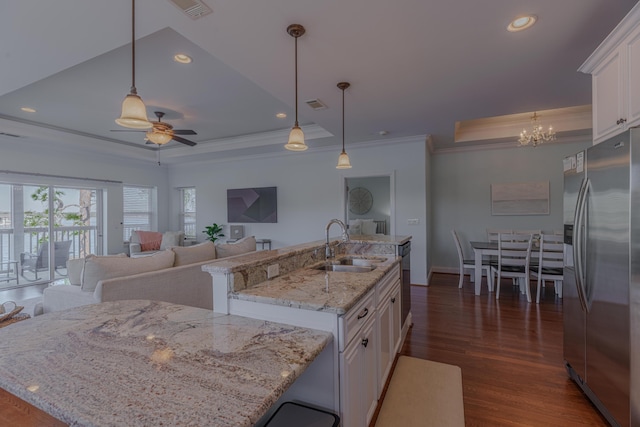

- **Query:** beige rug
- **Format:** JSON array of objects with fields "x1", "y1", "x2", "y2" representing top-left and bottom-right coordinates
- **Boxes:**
[{"x1": 374, "y1": 356, "x2": 465, "y2": 427}]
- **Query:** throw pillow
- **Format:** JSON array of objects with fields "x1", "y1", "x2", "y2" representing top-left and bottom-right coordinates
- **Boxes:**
[
  {"x1": 136, "y1": 231, "x2": 163, "y2": 251},
  {"x1": 160, "y1": 231, "x2": 184, "y2": 250},
  {"x1": 80, "y1": 250, "x2": 175, "y2": 292},
  {"x1": 216, "y1": 236, "x2": 257, "y2": 259},
  {"x1": 171, "y1": 241, "x2": 217, "y2": 267},
  {"x1": 348, "y1": 219, "x2": 362, "y2": 235},
  {"x1": 362, "y1": 220, "x2": 378, "y2": 235},
  {"x1": 66, "y1": 258, "x2": 86, "y2": 286}
]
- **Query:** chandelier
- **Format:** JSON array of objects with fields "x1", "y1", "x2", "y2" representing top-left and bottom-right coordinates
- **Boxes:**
[{"x1": 518, "y1": 112, "x2": 556, "y2": 147}]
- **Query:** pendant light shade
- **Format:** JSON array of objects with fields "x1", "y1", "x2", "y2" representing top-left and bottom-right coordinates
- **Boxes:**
[
  {"x1": 116, "y1": 0, "x2": 152, "y2": 129},
  {"x1": 336, "y1": 82, "x2": 352, "y2": 169},
  {"x1": 117, "y1": 93, "x2": 152, "y2": 129},
  {"x1": 284, "y1": 24, "x2": 308, "y2": 151}
]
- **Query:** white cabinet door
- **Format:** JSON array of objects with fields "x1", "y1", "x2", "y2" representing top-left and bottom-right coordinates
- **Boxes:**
[
  {"x1": 391, "y1": 281, "x2": 402, "y2": 353},
  {"x1": 626, "y1": 26, "x2": 640, "y2": 130},
  {"x1": 340, "y1": 313, "x2": 377, "y2": 427},
  {"x1": 340, "y1": 335, "x2": 363, "y2": 427},
  {"x1": 377, "y1": 289, "x2": 392, "y2": 397},
  {"x1": 586, "y1": 13, "x2": 640, "y2": 144},
  {"x1": 592, "y1": 48, "x2": 625, "y2": 143},
  {"x1": 362, "y1": 315, "x2": 378, "y2": 427}
]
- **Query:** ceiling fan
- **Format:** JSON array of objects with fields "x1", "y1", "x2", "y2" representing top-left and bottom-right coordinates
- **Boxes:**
[{"x1": 111, "y1": 111, "x2": 197, "y2": 146}]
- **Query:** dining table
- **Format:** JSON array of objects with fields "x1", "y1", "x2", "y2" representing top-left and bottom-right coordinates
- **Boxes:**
[{"x1": 470, "y1": 241, "x2": 498, "y2": 295}]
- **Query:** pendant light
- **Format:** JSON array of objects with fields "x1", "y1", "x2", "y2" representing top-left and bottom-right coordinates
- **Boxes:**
[
  {"x1": 115, "y1": 0, "x2": 152, "y2": 129},
  {"x1": 336, "y1": 82, "x2": 352, "y2": 169},
  {"x1": 284, "y1": 24, "x2": 308, "y2": 151}
]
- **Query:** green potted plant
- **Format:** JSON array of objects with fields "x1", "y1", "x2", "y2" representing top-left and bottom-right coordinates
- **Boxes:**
[{"x1": 203, "y1": 223, "x2": 225, "y2": 243}]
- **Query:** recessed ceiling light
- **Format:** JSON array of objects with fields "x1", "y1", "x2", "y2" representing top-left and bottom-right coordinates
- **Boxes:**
[
  {"x1": 173, "y1": 53, "x2": 192, "y2": 64},
  {"x1": 507, "y1": 15, "x2": 537, "y2": 32},
  {"x1": 20, "y1": 107, "x2": 36, "y2": 113},
  {"x1": 276, "y1": 113, "x2": 287, "y2": 119}
]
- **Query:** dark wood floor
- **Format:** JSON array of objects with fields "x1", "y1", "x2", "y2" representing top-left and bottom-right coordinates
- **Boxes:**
[{"x1": 401, "y1": 273, "x2": 607, "y2": 426}]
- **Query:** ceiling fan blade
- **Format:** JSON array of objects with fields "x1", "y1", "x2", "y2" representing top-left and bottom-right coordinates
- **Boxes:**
[
  {"x1": 110, "y1": 129, "x2": 146, "y2": 133},
  {"x1": 172, "y1": 129, "x2": 197, "y2": 135},
  {"x1": 172, "y1": 135, "x2": 197, "y2": 146}
]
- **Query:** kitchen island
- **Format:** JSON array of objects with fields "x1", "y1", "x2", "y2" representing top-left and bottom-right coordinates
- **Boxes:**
[
  {"x1": 202, "y1": 241, "x2": 407, "y2": 427},
  {"x1": 0, "y1": 300, "x2": 332, "y2": 426}
]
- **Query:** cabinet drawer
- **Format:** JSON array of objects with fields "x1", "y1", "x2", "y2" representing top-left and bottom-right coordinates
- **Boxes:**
[
  {"x1": 377, "y1": 264, "x2": 400, "y2": 305},
  {"x1": 339, "y1": 289, "x2": 375, "y2": 352}
]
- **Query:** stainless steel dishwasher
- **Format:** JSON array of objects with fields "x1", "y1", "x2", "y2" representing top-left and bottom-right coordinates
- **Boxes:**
[{"x1": 398, "y1": 241, "x2": 411, "y2": 328}]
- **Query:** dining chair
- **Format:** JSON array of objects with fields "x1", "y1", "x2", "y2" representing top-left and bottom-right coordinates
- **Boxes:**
[
  {"x1": 492, "y1": 233, "x2": 533, "y2": 302},
  {"x1": 487, "y1": 229, "x2": 513, "y2": 243},
  {"x1": 530, "y1": 233, "x2": 564, "y2": 303},
  {"x1": 451, "y1": 230, "x2": 493, "y2": 291}
]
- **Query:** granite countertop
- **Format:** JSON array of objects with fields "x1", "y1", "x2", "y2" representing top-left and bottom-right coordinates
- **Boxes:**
[
  {"x1": 233, "y1": 255, "x2": 401, "y2": 315},
  {"x1": 0, "y1": 300, "x2": 332, "y2": 427}
]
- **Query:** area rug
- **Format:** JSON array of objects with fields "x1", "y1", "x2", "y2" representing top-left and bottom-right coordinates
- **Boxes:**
[{"x1": 374, "y1": 356, "x2": 465, "y2": 427}]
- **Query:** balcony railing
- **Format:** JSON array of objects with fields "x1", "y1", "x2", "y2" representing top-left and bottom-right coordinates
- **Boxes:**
[{"x1": 0, "y1": 225, "x2": 99, "y2": 278}]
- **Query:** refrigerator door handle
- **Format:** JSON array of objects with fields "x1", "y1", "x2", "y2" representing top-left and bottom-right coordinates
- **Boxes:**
[{"x1": 573, "y1": 178, "x2": 590, "y2": 312}]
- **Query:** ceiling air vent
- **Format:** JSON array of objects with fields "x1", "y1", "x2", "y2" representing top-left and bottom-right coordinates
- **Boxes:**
[
  {"x1": 168, "y1": 0, "x2": 212, "y2": 19},
  {"x1": 305, "y1": 99, "x2": 327, "y2": 110}
]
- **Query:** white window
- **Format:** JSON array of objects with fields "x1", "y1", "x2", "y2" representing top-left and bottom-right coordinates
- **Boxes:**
[
  {"x1": 123, "y1": 185, "x2": 155, "y2": 240},
  {"x1": 180, "y1": 187, "x2": 196, "y2": 239}
]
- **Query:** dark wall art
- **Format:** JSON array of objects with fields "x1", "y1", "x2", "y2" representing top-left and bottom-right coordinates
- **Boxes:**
[{"x1": 227, "y1": 187, "x2": 277, "y2": 223}]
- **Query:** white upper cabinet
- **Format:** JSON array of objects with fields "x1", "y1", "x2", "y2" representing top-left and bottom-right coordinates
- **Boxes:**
[{"x1": 580, "y1": 4, "x2": 640, "y2": 144}]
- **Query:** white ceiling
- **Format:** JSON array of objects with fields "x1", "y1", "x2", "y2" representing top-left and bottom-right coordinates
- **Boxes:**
[{"x1": 0, "y1": 0, "x2": 637, "y2": 164}]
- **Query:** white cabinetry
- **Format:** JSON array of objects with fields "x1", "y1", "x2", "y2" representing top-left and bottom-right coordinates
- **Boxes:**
[
  {"x1": 338, "y1": 264, "x2": 402, "y2": 427},
  {"x1": 580, "y1": 4, "x2": 640, "y2": 144},
  {"x1": 339, "y1": 289, "x2": 377, "y2": 427},
  {"x1": 376, "y1": 265, "x2": 402, "y2": 397}
]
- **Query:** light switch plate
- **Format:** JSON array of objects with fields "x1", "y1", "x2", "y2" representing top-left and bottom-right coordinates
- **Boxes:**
[{"x1": 407, "y1": 218, "x2": 420, "y2": 225}]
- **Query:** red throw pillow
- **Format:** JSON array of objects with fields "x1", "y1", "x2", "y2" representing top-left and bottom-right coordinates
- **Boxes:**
[{"x1": 137, "y1": 231, "x2": 162, "y2": 251}]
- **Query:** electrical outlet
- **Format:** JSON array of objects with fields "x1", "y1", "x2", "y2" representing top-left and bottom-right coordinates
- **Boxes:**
[
  {"x1": 407, "y1": 218, "x2": 420, "y2": 225},
  {"x1": 267, "y1": 264, "x2": 280, "y2": 279}
]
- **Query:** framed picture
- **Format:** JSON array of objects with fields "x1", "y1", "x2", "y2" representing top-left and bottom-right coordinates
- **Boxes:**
[
  {"x1": 227, "y1": 187, "x2": 277, "y2": 223},
  {"x1": 491, "y1": 181, "x2": 549, "y2": 215},
  {"x1": 230, "y1": 225, "x2": 244, "y2": 239}
]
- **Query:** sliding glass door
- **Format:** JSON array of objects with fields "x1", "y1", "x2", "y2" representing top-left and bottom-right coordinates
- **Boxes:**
[{"x1": 0, "y1": 183, "x2": 103, "y2": 289}]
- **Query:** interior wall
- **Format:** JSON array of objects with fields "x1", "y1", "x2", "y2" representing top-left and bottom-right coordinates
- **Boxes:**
[
  {"x1": 430, "y1": 139, "x2": 592, "y2": 277},
  {"x1": 346, "y1": 176, "x2": 391, "y2": 232},
  {"x1": 0, "y1": 140, "x2": 170, "y2": 255},
  {"x1": 167, "y1": 137, "x2": 429, "y2": 285}
]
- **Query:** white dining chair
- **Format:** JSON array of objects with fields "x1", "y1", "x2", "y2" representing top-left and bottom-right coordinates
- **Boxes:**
[
  {"x1": 451, "y1": 230, "x2": 493, "y2": 291},
  {"x1": 487, "y1": 229, "x2": 513, "y2": 243},
  {"x1": 492, "y1": 233, "x2": 533, "y2": 302},
  {"x1": 530, "y1": 233, "x2": 564, "y2": 303}
]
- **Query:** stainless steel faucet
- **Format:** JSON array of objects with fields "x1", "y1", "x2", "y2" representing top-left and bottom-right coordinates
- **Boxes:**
[{"x1": 325, "y1": 219, "x2": 349, "y2": 259}]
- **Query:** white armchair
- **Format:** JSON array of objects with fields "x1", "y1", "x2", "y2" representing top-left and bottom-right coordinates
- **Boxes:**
[{"x1": 129, "y1": 230, "x2": 185, "y2": 258}]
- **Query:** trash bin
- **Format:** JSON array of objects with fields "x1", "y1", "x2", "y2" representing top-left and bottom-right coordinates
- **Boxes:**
[{"x1": 264, "y1": 401, "x2": 340, "y2": 427}]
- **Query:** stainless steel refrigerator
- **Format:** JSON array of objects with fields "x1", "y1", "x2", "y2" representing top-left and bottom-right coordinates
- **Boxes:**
[{"x1": 563, "y1": 128, "x2": 640, "y2": 426}]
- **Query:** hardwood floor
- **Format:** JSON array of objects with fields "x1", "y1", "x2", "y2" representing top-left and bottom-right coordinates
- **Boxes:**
[
  {"x1": 401, "y1": 273, "x2": 607, "y2": 426},
  {"x1": 0, "y1": 284, "x2": 46, "y2": 302}
]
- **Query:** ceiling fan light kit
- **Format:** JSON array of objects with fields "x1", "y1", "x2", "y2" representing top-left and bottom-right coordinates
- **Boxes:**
[
  {"x1": 284, "y1": 24, "x2": 308, "y2": 152},
  {"x1": 116, "y1": 0, "x2": 152, "y2": 130},
  {"x1": 336, "y1": 81, "x2": 352, "y2": 169}
]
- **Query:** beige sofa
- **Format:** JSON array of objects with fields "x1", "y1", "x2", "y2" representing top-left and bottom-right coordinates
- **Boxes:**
[{"x1": 42, "y1": 237, "x2": 257, "y2": 314}]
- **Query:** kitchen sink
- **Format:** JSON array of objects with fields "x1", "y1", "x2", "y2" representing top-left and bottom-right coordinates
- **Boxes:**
[
  {"x1": 314, "y1": 264, "x2": 377, "y2": 273},
  {"x1": 312, "y1": 255, "x2": 386, "y2": 272}
]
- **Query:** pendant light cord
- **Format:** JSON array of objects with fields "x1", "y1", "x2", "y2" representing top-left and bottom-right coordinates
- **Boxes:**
[
  {"x1": 294, "y1": 35, "x2": 299, "y2": 127},
  {"x1": 342, "y1": 87, "x2": 345, "y2": 152},
  {"x1": 130, "y1": 0, "x2": 138, "y2": 95}
]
